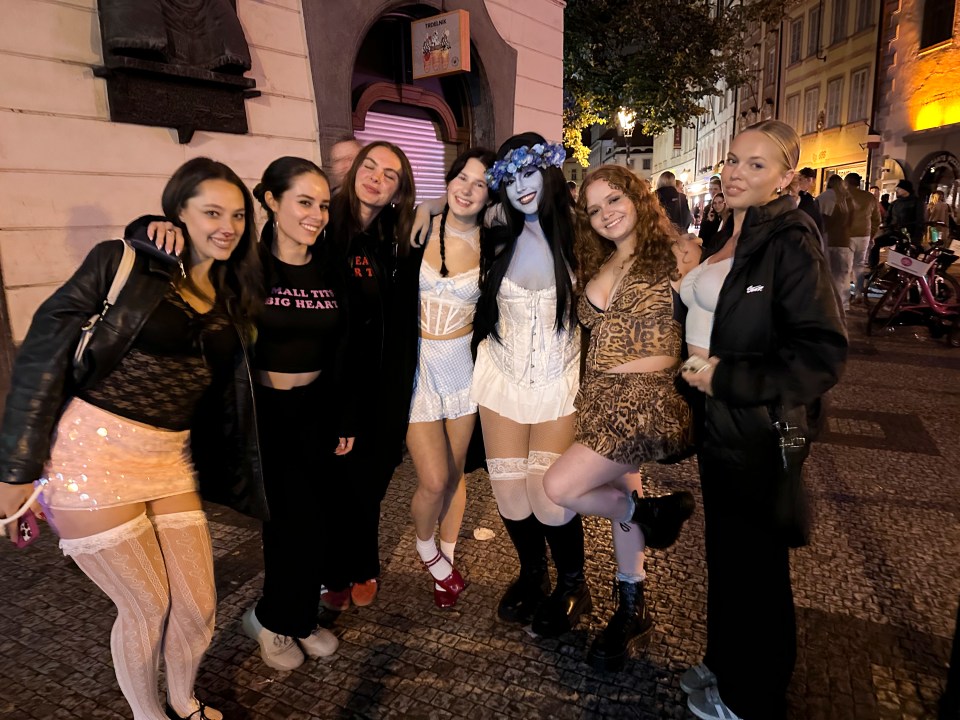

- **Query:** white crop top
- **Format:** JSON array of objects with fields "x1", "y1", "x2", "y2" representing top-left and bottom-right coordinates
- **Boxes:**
[
  {"x1": 418, "y1": 262, "x2": 481, "y2": 336},
  {"x1": 679, "y1": 257, "x2": 733, "y2": 350}
]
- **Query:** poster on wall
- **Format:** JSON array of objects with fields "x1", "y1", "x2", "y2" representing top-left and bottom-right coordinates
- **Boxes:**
[{"x1": 411, "y1": 10, "x2": 470, "y2": 79}]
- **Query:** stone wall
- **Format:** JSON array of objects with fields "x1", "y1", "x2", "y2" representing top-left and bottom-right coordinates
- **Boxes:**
[{"x1": 0, "y1": 0, "x2": 321, "y2": 342}]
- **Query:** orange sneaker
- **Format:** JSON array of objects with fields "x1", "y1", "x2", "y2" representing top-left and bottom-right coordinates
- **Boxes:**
[{"x1": 350, "y1": 579, "x2": 379, "y2": 607}]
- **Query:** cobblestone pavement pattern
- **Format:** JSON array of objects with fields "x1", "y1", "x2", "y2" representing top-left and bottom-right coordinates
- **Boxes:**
[{"x1": 1, "y1": 307, "x2": 958, "y2": 720}]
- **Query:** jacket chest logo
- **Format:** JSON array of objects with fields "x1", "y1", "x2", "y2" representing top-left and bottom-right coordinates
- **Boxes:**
[{"x1": 746, "y1": 284, "x2": 764, "y2": 294}]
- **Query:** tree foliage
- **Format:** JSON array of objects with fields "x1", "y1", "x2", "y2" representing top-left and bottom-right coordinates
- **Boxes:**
[{"x1": 564, "y1": 0, "x2": 795, "y2": 165}]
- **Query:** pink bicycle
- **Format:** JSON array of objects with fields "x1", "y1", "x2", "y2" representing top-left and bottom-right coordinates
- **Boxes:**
[{"x1": 866, "y1": 241, "x2": 960, "y2": 346}]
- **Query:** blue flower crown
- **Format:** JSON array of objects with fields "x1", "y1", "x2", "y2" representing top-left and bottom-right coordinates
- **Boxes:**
[{"x1": 485, "y1": 142, "x2": 566, "y2": 190}]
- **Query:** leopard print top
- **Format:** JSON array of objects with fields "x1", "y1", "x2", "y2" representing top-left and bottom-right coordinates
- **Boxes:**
[{"x1": 578, "y1": 268, "x2": 682, "y2": 372}]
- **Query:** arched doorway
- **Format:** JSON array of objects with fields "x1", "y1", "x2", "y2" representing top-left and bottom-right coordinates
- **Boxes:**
[
  {"x1": 302, "y1": 0, "x2": 517, "y2": 187},
  {"x1": 916, "y1": 151, "x2": 960, "y2": 209}
]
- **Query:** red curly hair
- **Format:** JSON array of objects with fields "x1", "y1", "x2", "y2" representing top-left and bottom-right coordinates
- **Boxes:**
[{"x1": 574, "y1": 165, "x2": 679, "y2": 292}]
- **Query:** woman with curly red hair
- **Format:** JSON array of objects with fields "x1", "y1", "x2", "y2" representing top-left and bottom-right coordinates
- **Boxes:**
[{"x1": 544, "y1": 164, "x2": 701, "y2": 671}]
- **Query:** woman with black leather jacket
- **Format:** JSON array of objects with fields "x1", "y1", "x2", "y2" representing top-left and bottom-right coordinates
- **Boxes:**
[
  {"x1": 0, "y1": 158, "x2": 264, "y2": 720},
  {"x1": 321, "y1": 141, "x2": 417, "y2": 611},
  {"x1": 679, "y1": 121, "x2": 847, "y2": 720}
]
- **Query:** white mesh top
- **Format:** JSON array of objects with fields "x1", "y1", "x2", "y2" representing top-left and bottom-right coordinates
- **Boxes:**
[{"x1": 418, "y1": 262, "x2": 481, "y2": 336}]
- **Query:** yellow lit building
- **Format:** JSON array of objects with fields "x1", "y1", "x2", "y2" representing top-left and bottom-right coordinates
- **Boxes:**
[
  {"x1": 779, "y1": 0, "x2": 880, "y2": 191},
  {"x1": 875, "y1": 0, "x2": 960, "y2": 204}
]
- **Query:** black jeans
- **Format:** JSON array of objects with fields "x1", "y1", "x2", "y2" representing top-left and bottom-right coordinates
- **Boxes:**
[
  {"x1": 699, "y1": 453, "x2": 796, "y2": 720},
  {"x1": 254, "y1": 379, "x2": 341, "y2": 638}
]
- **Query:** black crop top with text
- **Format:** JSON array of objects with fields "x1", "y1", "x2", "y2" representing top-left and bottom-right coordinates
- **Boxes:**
[{"x1": 254, "y1": 256, "x2": 344, "y2": 374}]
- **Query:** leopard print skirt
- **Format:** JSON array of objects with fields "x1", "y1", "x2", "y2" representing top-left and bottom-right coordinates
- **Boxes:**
[{"x1": 574, "y1": 367, "x2": 692, "y2": 467}]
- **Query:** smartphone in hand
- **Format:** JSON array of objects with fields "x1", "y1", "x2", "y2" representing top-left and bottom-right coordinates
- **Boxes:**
[
  {"x1": 680, "y1": 355, "x2": 711, "y2": 374},
  {"x1": 11, "y1": 509, "x2": 40, "y2": 548}
]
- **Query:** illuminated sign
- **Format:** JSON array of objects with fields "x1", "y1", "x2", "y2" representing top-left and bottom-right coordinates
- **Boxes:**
[{"x1": 411, "y1": 10, "x2": 470, "y2": 79}]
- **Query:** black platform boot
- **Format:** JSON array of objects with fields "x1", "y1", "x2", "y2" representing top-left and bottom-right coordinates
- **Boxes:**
[
  {"x1": 498, "y1": 514, "x2": 550, "y2": 624},
  {"x1": 630, "y1": 490, "x2": 695, "y2": 549},
  {"x1": 532, "y1": 515, "x2": 592, "y2": 637},
  {"x1": 587, "y1": 579, "x2": 655, "y2": 671}
]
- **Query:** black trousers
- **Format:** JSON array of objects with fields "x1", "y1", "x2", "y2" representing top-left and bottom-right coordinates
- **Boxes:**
[
  {"x1": 322, "y1": 424, "x2": 400, "y2": 590},
  {"x1": 254, "y1": 380, "x2": 341, "y2": 638},
  {"x1": 699, "y1": 452, "x2": 796, "y2": 720}
]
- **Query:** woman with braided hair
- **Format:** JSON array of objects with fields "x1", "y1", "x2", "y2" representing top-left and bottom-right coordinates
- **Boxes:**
[{"x1": 404, "y1": 148, "x2": 496, "y2": 608}]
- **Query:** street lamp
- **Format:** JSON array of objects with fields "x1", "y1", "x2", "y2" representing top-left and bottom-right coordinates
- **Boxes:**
[{"x1": 618, "y1": 108, "x2": 636, "y2": 168}]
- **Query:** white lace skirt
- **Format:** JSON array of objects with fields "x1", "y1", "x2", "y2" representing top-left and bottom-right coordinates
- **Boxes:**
[
  {"x1": 38, "y1": 398, "x2": 198, "y2": 511},
  {"x1": 409, "y1": 334, "x2": 478, "y2": 423}
]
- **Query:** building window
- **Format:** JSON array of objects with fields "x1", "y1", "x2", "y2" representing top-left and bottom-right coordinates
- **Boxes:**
[
  {"x1": 766, "y1": 46, "x2": 777, "y2": 85},
  {"x1": 831, "y1": 0, "x2": 849, "y2": 44},
  {"x1": 804, "y1": 86, "x2": 821, "y2": 134},
  {"x1": 642, "y1": 158, "x2": 651, "y2": 171},
  {"x1": 808, "y1": 5, "x2": 822, "y2": 57},
  {"x1": 789, "y1": 19, "x2": 803, "y2": 64},
  {"x1": 570, "y1": 167, "x2": 578, "y2": 181},
  {"x1": 854, "y1": 0, "x2": 873, "y2": 32},
  {"x1": 825, "y1": 77, "x2": 844, "y2": 127},
  {"x1": 674, "y1": 126, "x2": 682, "y2": 149},
  {"x1": 786, "y1": 93, "x2": 801, "y2": 131},
  {"x1": 849, "y1": 67, "x2": 869, "y2": 121},
  {"x1": 921, "y1": 0, "x2": 956, "y2": 48}
]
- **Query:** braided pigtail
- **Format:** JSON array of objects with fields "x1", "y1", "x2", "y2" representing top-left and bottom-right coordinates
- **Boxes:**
[{"x1": 438, "y1": 204, "x2": 450, "y2": 277}]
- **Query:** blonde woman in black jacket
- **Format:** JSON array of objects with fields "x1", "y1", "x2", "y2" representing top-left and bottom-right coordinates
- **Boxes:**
[
  {"x1": 0, "y1": 158, "x2": 264, "y2": 720},
  {"x1": 679, "y1": 121, "x2": 847, "y2": 720}
]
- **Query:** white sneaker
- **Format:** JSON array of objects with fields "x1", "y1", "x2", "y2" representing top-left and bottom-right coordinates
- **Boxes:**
[
  {"x1": 241, "y1": 607, "x2": 305, "y2": 671},
  {"x1": 680, "y1": 662, "x2": 717, "y2": 694},
  {"x1": 687, "y1": 685, "x2": 743, "y2": 720},
  {"x1": 299, "y1": 626, "x2": 339, "y2": 659}
]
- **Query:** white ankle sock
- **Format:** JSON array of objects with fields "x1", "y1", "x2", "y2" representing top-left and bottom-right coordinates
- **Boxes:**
[
  {"x1": 416, "y1": 536, "x2": 453, "y2": 582},
  {"x1": 621, "y1": 493, "x2": 637, "y2": 525},
  {"x1": 437, "y1": 540, "x2": 457, "y2": 591}
]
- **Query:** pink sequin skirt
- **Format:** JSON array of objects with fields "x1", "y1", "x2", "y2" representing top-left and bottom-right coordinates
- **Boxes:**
[{"x1": 38, "y1": 398, "x2": 198, "y2": 511}]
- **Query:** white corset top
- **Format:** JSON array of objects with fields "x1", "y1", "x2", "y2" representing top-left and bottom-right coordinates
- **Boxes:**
[
  {"x1": 484, "y1": 276, "x2": 579, "y2": 386},
  {"x1": 418, "y1": 262, "x2": 481, "y2": 336},
  {"x1": 679, "y1": 257, "x2": 733, "y2": 350}
]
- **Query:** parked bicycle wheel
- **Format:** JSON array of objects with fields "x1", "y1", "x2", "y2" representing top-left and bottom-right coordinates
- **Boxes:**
[{"x1": 866, "y1": 279, "x2": 911, "y2": 336}]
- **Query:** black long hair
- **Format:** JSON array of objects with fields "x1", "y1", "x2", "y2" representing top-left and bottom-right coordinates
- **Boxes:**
[
  {"x1": 161, "y1": 157, "x2": 263, "y2": 331},
  {"x1": 436, "y1": 147, "x2": 496, "y2": 276},
  {"x1": 474, "y1": 132, "x2": 577, "y2": 345},
  {"x1": 252, "y1": 156, "x2": 331, "y2": 271}
]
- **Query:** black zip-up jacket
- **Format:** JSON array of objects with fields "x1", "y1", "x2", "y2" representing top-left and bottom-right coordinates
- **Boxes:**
[
  {"x1": 0, "y1": 239, "x2": 269, "y2": 520},
  {"x1": 703, "y1": 197, "x2": 847, "y2": 468}
]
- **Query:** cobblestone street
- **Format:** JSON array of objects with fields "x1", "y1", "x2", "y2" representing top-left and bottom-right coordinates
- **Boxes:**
[{"x1": 2, "y1": 308, "x2": 959, "y2": 720}]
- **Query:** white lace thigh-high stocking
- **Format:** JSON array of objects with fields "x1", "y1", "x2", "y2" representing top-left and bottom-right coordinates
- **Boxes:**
[
  {"x1": 152, "y1": 510, "x2": 221, "y2": 720},
  {"x1": 60, "y1": 514, "x2": 170, "y2": 720},
  {"x1": 486, "y1": 457, "x2": 532, "y2": 520},
  {"x1": 527, "y1": 451, "x2": 575, "y2": 527}
]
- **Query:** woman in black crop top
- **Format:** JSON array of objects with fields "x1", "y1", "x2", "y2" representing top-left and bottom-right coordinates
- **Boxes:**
[
  {"x1": 241, "y1": 157, "x2": 355, "y2": 672},
  {"x1": 0, "y1": 158, "x2": 263, "y2": 720}
]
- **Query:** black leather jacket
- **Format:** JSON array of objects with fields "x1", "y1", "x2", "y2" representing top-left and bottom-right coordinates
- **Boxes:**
[{"x1": 0, "y1": 239, "x2": 269, "y2": 520}]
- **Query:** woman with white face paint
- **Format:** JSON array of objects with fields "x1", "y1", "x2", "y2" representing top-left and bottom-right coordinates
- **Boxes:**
[{"x1": 466, "y1": 132, "x2": 591, "y2": 637}]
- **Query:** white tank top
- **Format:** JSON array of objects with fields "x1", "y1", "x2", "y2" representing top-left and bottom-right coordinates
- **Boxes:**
[{"x1": 679, "y1": 257, "x2": 733, "y2": 350}]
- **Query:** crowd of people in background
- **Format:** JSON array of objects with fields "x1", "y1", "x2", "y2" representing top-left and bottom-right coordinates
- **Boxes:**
[{"x1": 0, "y1": 119, "x2": 873, "y2": 720}]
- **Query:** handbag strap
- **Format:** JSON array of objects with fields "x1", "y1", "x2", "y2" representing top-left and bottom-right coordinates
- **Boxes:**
[
  {"x1": 102, "y1": 240, "x2": 136, "y2": 317},
  {"x1": 78, "y1": 240, "x2": 136, "y2": 334}
]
